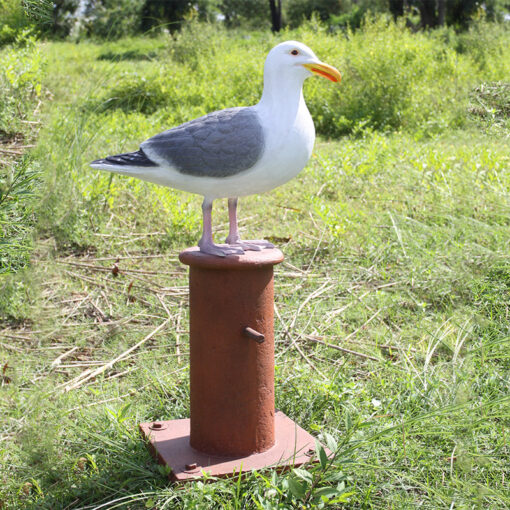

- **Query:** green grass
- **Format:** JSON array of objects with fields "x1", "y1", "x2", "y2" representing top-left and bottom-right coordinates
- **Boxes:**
[
  {"x1": 0, "y1": 33, "x2": 45, "y2": 316},
  {"x1": 1, "y1": 21, "x2": 510, "y2": 509}
]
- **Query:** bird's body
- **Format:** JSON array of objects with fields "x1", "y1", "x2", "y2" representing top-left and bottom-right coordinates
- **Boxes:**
[{"x1": 90, "y1": 41, "x2": 341, "y2": 256}]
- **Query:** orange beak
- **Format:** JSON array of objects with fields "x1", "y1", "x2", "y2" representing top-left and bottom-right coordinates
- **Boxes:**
[{"x1": 303, "y1": 62, "x2": 342, "y2": 83}]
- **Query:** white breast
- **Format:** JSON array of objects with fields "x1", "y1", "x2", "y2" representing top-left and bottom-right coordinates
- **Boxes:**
[{"x1": 251, "y1": 98, "x2": 314, "y2": 191}]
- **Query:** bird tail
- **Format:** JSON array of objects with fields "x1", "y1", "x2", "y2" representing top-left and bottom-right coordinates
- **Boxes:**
[{"x1": 90, "y1": 149, "x2": 157, "y2": 173}]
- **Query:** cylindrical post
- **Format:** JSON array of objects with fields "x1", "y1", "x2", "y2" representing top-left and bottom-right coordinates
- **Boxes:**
[{"x1": 179, "y1": 248, "x2": 284, "y2": 456}]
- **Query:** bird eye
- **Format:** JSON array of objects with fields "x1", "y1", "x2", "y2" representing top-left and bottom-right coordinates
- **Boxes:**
[{"x1": 291, "y1": 49, "x2": 299, "y2": 56}]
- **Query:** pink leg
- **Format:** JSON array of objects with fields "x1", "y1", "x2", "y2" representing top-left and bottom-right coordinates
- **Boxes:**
[
  {"x1": 225, "y1": 198, "x2": 242, "y2": 245},
  {"x1": 226, "y1": 198, "x2": 274, "y2": 251},
  {"x1": 198, "y1": 198, "x2": 243, "y2": 257}
]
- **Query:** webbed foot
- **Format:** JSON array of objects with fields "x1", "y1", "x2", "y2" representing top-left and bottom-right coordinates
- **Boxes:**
[
  {"x1": 198, "y1": 239, "x2": 245, "y2": 257},
  {"x1": 225, "y1": 237, "x2": 275, "y2": 251}
]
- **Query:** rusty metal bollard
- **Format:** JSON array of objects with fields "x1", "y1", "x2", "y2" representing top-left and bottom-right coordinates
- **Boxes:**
[
  {"x1": 181, "y1": 247, "x2": 282, "y2": 456},
  {"x1": 139, "y1": 247, "x2": 324, "y2": 481}
]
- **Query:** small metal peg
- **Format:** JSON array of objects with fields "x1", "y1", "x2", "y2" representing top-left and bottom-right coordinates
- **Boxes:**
[
  {"x1": 149, "y1": 422, "x2": 167, "y2": 430},
  {"x1": 184, "y1": 462, "x2": 199, "y2": 472},
  {"x1": 243, "y1": 327, "x2": 265, "y2": 343}
]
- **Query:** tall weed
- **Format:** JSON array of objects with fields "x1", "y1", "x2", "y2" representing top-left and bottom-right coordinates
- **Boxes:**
[
  {"x1": 0, "y1": 34, "x2": 44, "y2": 317},
  {"x1": 0, "y1": 0, "x2": 30, "y2": 46},
  {"x1": 82, "y1": 0, "x2": 145, "y2": 41},
  {"x1": 0, "y1": 157, "x2": 40, "y2": 274},
  {"x1": 454, "y1": 18, "x2": 510, "y2": 80},
  {"x1": 0, "y1": 33, "x2": 44, "y2": 135}
]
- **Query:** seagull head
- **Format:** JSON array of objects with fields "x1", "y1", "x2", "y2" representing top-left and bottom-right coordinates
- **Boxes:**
[{"x1": 264, "y1": 41, "x2": 342, "y2": 85}]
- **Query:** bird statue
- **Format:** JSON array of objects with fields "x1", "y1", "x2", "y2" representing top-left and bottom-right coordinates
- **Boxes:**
[{"x1": 90, "y1": 41, "x2": 341, "y2": 257}]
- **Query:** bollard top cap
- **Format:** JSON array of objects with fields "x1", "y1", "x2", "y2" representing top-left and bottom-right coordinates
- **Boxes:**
[{"x1": 179, "y1": 247, "x2": 284, "y2": 269}]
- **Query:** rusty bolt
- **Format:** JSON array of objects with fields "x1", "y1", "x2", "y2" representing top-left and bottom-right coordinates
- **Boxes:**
[
  {"x1": 243, "y1": 326, "x2": 265, "y2": 343},
  {"x1": 149, "y1": 422, "x2": 167, "y2": 430},
  {"x1": 185, "y1": 462, "x2": 198, "y2": 471}
]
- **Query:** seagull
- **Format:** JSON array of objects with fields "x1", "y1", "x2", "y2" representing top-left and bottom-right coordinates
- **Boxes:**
[{"x1": 90, "y1": 41, "x2": 341, "y2": 256}]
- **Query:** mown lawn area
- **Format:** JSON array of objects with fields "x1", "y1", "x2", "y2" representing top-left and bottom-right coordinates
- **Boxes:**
[{"x1": 1, "y1": 21, "x2": 509, "y2": 509}]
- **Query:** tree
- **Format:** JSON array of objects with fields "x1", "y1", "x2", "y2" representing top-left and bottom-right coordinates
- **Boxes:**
[
  {"x1": 268, "y1": 0, "x2": 282, "y2": 31},
  {"x1": 388, "y1": 0, "x2": 404, "y2": 19},
  {"x1": 51, "y1": 0, "x2": 81, "y2": 37},
  {"x1": 85, "y1": 0, "x2": 145, "y2": 39},
  {"x1": 218, "y1": 0, "x2": 270, "y2": 28},
  {"x1": 141, "y1": 0, "x2": 216, "y2": 31},
  {"x1": 285, "y1": 0, "x2": 344, "y2": 27},
  {"x1": 388, "y1": 0, "x2": 484, "y2": 29},
  {"x1": 417, "y1": 0, "x2": 439, "y2": 28},
  {"x1": 438, "y1": 0, "x2": 445, "y2": 25}
]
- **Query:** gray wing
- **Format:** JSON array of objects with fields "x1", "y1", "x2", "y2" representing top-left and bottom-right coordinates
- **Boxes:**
[{"x1": 140, "y1": 107, "x2": 265, "y2": 178}]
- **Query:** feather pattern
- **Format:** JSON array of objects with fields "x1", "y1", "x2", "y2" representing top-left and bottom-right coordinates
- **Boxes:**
[{"x1": 141, "y1": 107, "x2": 265, "y2": 178}]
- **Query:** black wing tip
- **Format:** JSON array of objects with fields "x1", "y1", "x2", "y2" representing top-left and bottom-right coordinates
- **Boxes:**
[{"x1": 90, "y1": 149, "x2": 157, "y2": 168}]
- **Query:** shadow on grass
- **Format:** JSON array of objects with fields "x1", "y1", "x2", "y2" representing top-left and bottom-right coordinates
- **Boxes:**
[
  {"x1": 22, "y1": 429, "x2": 168, "y2": 510},
  {"x1": 81, "y1": 77, "x2": 167, "y2": 114},
  {"x1": 97, "y1": 50, "x2": 161, "y2": 62}
]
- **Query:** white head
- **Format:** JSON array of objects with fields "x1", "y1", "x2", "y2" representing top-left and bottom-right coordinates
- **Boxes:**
[{"x1": 263, "y1": 41, "x2": 342, "y2": 85}]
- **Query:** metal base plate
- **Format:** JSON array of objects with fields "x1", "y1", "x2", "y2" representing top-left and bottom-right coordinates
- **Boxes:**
[{"x1": 139, "y1": 411, "x2": 320, "y2": 481}]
